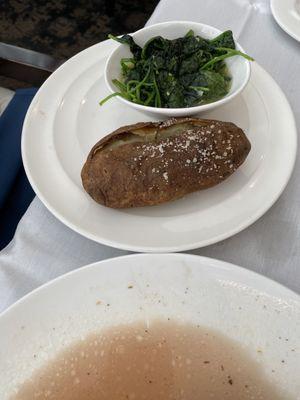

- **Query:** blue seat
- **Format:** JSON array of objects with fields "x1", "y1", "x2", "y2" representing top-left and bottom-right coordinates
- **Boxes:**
[{"x1": 0, "y1": 88, "x2": 38, "y2": 250}]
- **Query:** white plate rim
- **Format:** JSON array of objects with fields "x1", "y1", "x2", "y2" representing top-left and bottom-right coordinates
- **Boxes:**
[
  {"x1": 21, "y1": 40, "x2": 298, "y2": 253},
  {"x1": 271, "y1": 0, "x2": 300, "y2": 42},
  {"x1": 1, "y1": 253, "x2": 299, "y2": 321}
]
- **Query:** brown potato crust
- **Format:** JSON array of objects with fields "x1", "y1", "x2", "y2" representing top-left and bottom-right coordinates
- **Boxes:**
[{"x1": 81, "y1": 118, "x2": 251, "y2": 208}]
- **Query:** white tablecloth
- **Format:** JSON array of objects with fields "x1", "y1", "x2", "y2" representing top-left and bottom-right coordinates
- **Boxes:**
[{"x1": 1, "y1": 0, "x2": 300, "y2": 313}]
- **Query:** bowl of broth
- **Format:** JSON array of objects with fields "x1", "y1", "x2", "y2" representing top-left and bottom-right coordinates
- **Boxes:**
[{"x1": 1, "y1": 254, "x2": 299, "y2": 399}]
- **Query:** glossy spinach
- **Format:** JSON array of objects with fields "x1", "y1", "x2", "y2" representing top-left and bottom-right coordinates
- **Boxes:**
[{"x1": 100, "y1": 30, "x2": 253, "y2": 108}]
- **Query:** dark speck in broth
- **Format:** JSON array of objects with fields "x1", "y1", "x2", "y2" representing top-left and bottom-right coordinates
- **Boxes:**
[{"x1": 12, "y1": 320, "x2": 290, "y2": 400}]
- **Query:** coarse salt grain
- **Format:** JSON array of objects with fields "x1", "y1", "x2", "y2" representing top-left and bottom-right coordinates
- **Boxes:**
[{"x1": 159, "y1": 118, "x2": 177, "y2": 128}]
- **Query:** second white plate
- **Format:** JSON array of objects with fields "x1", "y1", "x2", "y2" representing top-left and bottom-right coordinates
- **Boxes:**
[
  {"x1": 271, "y1": 0, "x2": 300, "y2": 42},
  {"x1": 22, "y1": 40, "x2": 297, "y2": 252},
  {"x1": 1, "y1": 254, "x2": 300, "y2": 398}
]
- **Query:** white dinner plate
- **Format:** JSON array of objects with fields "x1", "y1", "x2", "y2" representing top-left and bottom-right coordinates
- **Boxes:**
[
  {"x1": 0, "y1": 254, "x2": 299, "y2": 398},
  {"x1": 271, "y1": 0, "x2": 300, "y2": 42},
  {"x1": 22, "y1": 39, "x2": 297, "y2": 252}
]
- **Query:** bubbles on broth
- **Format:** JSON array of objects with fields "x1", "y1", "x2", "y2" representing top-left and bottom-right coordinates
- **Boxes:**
[{"x1": 12, "y1": 319, "x2": 289, "y2": 400}]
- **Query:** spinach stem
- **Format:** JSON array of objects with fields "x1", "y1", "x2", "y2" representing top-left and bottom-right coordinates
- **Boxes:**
[
  {"x1": 112, "y1": 79, "x2": 127, "y2": 93},
  {"x1": 108, "y1": 34, "x2": 121, "y2": 42},
  {"x1": 217, "y1": 47, "x2": 254, "y2": 61},
  {"x1": 99, "y1": 92, "x2": 122, "y2": 106},
  {"x1": 144, "y1": 91, "x2": 156, "y2": 105},
  {"x1": 189, "y1": 86, "x2": 210, "y2": 92},
  {"x1": 153, "y1": 77, "x2": 161, "y2": 108},
  {"x1": 201, "y1": 48, "x2": 254, "y2": 70}
]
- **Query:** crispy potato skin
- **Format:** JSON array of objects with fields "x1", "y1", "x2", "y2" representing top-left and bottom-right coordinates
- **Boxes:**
[{"x1": 81, "y1": 118, "x2": 251, "y2": 208}]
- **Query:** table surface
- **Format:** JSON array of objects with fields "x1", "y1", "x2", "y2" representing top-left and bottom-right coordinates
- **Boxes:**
[{"x1": 1, "y1": 0, "x2": 300, "y2": 313}]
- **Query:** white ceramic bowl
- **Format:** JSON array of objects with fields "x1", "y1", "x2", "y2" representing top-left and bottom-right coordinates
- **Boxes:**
[
  {"x1": 1, "y1": 254, "x2": 300, "y2": 398},
  {"x1": 104, "y1": 21, "x2": 251, "y2": 117}
]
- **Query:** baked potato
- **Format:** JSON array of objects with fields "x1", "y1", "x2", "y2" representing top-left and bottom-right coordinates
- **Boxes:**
[{"x1": 81, "y1": 117, "x2": 251, "y2": 208}]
